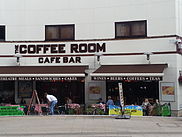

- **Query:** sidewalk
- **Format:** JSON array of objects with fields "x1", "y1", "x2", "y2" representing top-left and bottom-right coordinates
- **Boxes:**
[{"x1": 0, "y1": 115, "x2": 182, "y2": 137}]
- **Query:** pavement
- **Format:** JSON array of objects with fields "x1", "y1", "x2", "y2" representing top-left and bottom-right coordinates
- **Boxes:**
[{"x1": 0, "y1": 115, "x2": 182, "y2": 137}]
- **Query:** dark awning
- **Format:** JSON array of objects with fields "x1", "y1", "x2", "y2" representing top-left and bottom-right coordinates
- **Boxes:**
[
  {"x1": 91, "y1": 64, "x2": 168, "y2": 81},
  {"x1": 0, "y1": 66, "x2": 88, "y2": 81}
]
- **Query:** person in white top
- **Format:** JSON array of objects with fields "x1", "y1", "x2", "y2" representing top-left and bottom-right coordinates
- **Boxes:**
[{"x1": 44, "y1": 92, "x2": 58, "y2": 115}]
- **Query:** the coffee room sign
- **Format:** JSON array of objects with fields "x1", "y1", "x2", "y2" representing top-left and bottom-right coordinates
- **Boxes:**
[{"x1": 15, "y1": 43, "x2": 106, "y2": 64}]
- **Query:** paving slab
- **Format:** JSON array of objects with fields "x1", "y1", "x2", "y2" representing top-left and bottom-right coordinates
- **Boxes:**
[{"x1": 0, "y1": 115, "x2": 182, "y2": 137}]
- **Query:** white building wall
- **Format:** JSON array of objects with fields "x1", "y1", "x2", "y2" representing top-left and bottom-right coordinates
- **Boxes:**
[
  {"x1": 0, "y1": 37, "x2": 177, "y2": 66},
  {"x1": 177, "y1": 54, "x2": 182, "y2": 110},
  {"x1": 0, "y1": 0, "x2": 177, "y2": 41},
  {"x1": 176, "y1": 0, "x2": 182, "y2": 36}
]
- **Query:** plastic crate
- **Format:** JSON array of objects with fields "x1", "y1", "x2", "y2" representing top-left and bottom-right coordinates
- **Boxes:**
[
  {"x1": 0, "y1": 112, "x2": 24, "y2": 116},
  {"x1": 0, "y1": 106, "x2": 25, "y2": 116}
]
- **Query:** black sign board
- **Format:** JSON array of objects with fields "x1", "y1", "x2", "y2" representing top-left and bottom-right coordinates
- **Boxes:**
[
  {"x1": 0, "y1": 77, "x2": 84, "y2": 81},
  {"x1": 91, "y1": 76, "x2": 162, "y2": 81}
]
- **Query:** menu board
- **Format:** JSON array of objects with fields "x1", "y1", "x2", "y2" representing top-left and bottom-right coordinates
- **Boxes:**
[
  {"x1": 161, "y1": 82, "x2": 175, "y2": 102},
  {"x1": 18, "y1": 81, "x2": 33, "y2": 98}
]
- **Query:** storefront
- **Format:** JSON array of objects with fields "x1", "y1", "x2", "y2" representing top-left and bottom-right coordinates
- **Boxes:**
[
  {"x1": 0, "y1": 66, "x2": 88, "y2": 105},
  {"x1": 91, "y1": 64, "x2": 168, "y2": 105},
  {"x1": 0, "y1": 38, "x2": 181, "y2": 116}
]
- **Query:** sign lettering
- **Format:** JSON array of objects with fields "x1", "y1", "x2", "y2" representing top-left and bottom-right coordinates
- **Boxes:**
[
  {"x1": 15, "y1": 42, "x2": 106, "y2": 64},
  {"x1": 0, "y1": 77, "x2": 83, "y2": 81},
  {"x1": 38, "y1": 57, "x2": 81, "y2": 64},
  {"x1": 92, "y1": 76, "x2": 162, "y2": 81},
  {"x1": 15, "y1": 43, "x2": 106, "y2": 54}
]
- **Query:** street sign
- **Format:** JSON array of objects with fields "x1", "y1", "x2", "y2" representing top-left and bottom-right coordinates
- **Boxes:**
[{"x1": 118, "y1": 83, "x2": 124, "y2": 110}]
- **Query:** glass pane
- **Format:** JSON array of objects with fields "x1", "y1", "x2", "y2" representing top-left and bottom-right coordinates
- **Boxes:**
[
  {"x1": 0, "y1": 81, "x2": 15, "y2": 104},
  {"x1": 45, "y1": 26, "x2": 59, "y2": 40},
  {"x1": 0, "y1": 26, "x2": 5, "y2": 41},
  {"x1": 60, "y1": 25, "x2": 74, "y2": 40},
  {"x1": 131, "y1": 22, "x2": 146, "y2": 36},
  {"x1": 116, "y1": 23, "x2": 130, "y2": 37}
]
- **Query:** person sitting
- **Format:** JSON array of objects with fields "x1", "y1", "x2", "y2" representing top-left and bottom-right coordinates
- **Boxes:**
[
  {"x1": 65, "y1": 97, "x2": 73, "y2": 114},
  {"x1": 97, "y1": 98, "x2": 105, "y2": 104},
  {"x1": 151, "y1": 99, "x2": 161, "y2": 116},
  {"x1": 106, "y1": 96, "x2": 114, "y2": 106},
  {"x1": 65, "y1": 97, "x2": 72, "y2": 104},
  {"x1": 20, "y1": 97, "x2": 26, "y2": 105},
  {"x1": 153, "y1": 99, "x2": 160, "y2": 107},
  {"x1": 114, "y1": 96, "x2": 121, "y2": 106},
  {"x1": 105, "y1": 96, "x2": 114, "y2": 114},
  {"x1": 141, "y1": 98, "x2": 151, "y2": 116}
]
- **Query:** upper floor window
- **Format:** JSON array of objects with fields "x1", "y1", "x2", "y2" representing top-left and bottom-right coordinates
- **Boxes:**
[
  {"x1": 0, "y1": 26, "x2": 5, "y2": 41},
  {"x1": 45, "y1": 24, "x2": 75, "y2": 41},
  {"x1": 115, "y1": 20, "x2": 147, "y2": 38}
]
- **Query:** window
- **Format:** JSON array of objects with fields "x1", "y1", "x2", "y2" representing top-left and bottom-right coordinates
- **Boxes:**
[
  {"x1": 115, "y1": 20, "x2": 147, "y2": 38},
  {"x1": 0, "y1": 26, "x2": 5, "y2": 41},
  {"x1": 45, "y1": 24, "x2": 75, "y2": 41},
  {"x1": 0, "y1": 81, "x2": 15, "y2": 104}
]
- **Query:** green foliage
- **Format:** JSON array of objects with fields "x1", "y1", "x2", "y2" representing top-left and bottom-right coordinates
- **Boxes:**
[
  {"x1": 68, "y1": 108, "x2": 76, "y2": 114},
  {"x1": 86, "y1": 107, "x2": 105, "y2": 115}
]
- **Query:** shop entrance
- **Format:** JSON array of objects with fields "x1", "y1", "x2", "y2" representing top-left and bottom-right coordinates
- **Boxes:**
[
  {"x1": 106, "y1": 81, "x2": 159, "y2": 105},
  {"x1": 36, "y1": 81, "x2": 85, "y2": 105}
]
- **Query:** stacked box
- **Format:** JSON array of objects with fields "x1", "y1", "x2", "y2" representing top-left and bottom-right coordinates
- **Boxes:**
[{"x1": 0, "y1": 106, "x2": 25, "y2": 116}]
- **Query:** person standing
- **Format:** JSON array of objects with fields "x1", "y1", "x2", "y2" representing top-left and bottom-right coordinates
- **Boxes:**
[{"x1": 44, "y1": 92, "x2": 58, "y2": 115}]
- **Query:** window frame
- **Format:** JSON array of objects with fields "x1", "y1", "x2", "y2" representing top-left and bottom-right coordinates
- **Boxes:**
[
  {"x1": 115, "y1": 20, "x2": 147, "y2": 39},
  {"x1": 45, "y1": 24, "x2": 75, "y2": 41},
  {"x1": 0, "y1": 25, "x2": 5, "y2": 41}
]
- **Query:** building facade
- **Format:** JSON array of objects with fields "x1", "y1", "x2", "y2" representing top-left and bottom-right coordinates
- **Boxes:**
[{"x1": 0, "y1": 0, "x2": 182, "y2": 116}]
